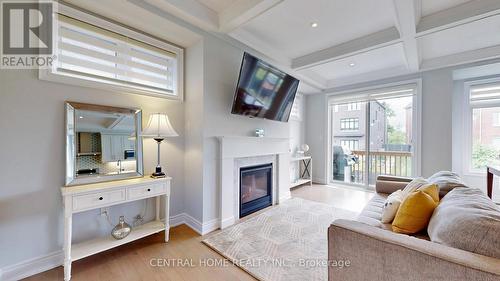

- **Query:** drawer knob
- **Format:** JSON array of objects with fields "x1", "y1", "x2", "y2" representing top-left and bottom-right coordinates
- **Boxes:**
[
  {"x1": 147, "y1": 188, "x2": 151, "y2": 192},
  {"x1": 99, "y1": 197, "x2": 103, "y2": 200}
]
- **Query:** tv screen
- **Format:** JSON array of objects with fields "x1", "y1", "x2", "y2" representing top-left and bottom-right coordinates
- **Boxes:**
[{"x1": 231, "y1": 53, "x2": 299, "y2": 122}]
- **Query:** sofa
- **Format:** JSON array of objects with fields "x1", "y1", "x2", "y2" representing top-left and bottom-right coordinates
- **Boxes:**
[{"x1": 328, "y1": 174, "x2": 500, "y2": 281}]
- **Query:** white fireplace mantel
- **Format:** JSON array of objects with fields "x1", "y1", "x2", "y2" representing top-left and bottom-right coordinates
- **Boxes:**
[{"x1": 217, "y1": 136, "x2": 291, "y2": 229}]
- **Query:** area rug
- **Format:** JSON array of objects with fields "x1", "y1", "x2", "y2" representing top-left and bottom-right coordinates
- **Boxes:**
[{"x1": 202, "y1": 198, "x2": 358, "y2": 281}]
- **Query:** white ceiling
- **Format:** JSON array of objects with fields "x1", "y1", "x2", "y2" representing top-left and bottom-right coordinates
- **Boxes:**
[
  {"x1": 231, "y1": 0, "x2": 395, "y2": 58},
  {"x1": 418, "y1": 13, "x2": 500, "y2": 60},
  {"x1": 420, "y1": 0, "x2": 471, "y2": 17},
  {"x1": 307, "y1": 43, "x2": 407, "y2": 81},
  {"x1": 75, "y1": 111, "x2": 135, "y2": 132},
  {"x1": 197, "y1": 0, "x2": 238, "y2": 13},
  {"x1": 65, "y1": 0, "x2": 500, "y2": 94}
]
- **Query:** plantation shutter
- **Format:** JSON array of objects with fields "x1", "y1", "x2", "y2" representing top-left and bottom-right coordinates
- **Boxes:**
[{"x1": 56, "y1": 15, "x2": 177, "y2": 95}]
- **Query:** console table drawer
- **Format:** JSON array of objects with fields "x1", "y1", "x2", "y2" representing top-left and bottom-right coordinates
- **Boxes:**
[
  {"x1": 73, "y1": 189, "x2": 126, "y2": 211},
  {"x1": 128, "y1": 184, "x2": 166, "y2": 199}
]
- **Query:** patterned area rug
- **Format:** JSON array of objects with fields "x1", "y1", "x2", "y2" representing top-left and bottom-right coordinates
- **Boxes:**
[{"x1": 202, "y1": 198, "x2": 358, "y2": 281}]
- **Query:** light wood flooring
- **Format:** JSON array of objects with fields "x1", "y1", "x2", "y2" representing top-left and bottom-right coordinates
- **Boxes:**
[{"x1": 26, "y1": 184, "x2": 373, "y2": 281}]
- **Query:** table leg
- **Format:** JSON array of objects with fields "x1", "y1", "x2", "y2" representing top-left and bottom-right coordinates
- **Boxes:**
[
  {"x1": 487, "y1": 168, "x2": 493, "y2": 199},
  {"x1": 63, "y1": 215, "x2": 72, "y2": 281},
  {"x1": 164, "y1": 194, "x2": 170, "y2": 242},
  {"x1": 310, "y1": 159, "x2": 313, "y2": 186},
  {"x1": 155, "y1": 197, "x2": 160, "y2": 221}
]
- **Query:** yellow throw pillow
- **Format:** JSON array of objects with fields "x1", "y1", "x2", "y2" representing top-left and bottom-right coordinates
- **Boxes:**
[
  {"x1": 418, "y1": 183, "x2": 439, "y2": 203},
  {"x1": 392, "y1": 184, "x2": 439, "y2": 234}
]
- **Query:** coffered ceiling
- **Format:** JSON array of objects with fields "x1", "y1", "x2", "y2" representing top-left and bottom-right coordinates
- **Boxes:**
[{"x1": 66, "y1": 0, "x2": 500, "y2": 94}]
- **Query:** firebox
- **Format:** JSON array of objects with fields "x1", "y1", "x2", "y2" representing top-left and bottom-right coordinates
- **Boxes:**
[{"x1": 239, "y1": 163, "x2": 273, "y2": 218}]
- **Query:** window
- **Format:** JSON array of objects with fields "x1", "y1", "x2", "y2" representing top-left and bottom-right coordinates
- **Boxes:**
[
  {"x1": 468, "y1": 83, "x2": 500, "y2": 171},
  {"x1": 41, "y1": 8, "x2": 183, "y2": 99},
  {"x1": 290, "y1": 94, "x2": 302, "y2": 121},
  {"x1": 340, "y1": 140, "x2": 359, "y2": 151},
  {"x1": 340, "y1": 118, "x2": 359, "y2": 130},
  {"x1": 493, "y1": 112, "x2": 500, "y2": 127},
  {"x1": 347, "y1": 102, "x2": 361, "y2": 111}
]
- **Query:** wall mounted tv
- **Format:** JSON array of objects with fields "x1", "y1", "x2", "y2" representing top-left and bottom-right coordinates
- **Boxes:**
[{"x1": 231, "y1": 52, "x2": 299, "y2": 122}]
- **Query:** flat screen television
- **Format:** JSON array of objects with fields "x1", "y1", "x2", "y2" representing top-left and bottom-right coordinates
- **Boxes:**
[{"x1": 231, "y1": 52, "x2": 299, "y2": 122}]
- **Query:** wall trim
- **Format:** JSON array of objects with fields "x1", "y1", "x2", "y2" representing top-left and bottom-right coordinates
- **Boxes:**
[
  {"x1": 182, "y1": 213, "x2": 204, "y2": 234},
  {"x1": 312, "y1": 177, "x2": 327, "y2": 185},
  {"x1": 0, "y1": 214, "x2": 208, "y2": 281},
  {"x1": 169, "y1": 213, "x2": 186, "y2": 227},
  {"x1": 1, "y1": 250, "x2": 63, "y2": 281},
  {"x1": 201, "y1": 218, "x2": 221, "y2": 235}
]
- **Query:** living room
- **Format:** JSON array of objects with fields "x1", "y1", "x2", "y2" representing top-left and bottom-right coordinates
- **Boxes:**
[{"x1": 0, "y1": 0, "x2": 499, "y2": 280}]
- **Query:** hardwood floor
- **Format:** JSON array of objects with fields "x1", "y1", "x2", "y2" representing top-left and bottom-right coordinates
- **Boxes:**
[{"x1": 26, "y1": 184, "x2": 373, "y2": 281}]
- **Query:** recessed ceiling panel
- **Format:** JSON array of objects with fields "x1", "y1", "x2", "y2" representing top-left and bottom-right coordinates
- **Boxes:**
[
  {"x1": 304, "y1": 43, "x2": 407, "y2": 81},
  {"x1": 231, "y1": 0, "x2": 395, "y2": 59},
  {"x1": 421, "y1": 0, "x2": 471, "y2": 17},
  {"x1": 418, "y1": 14, "x2": 500, "y2": 60},
  {"x1": 197, "y1": 0, "x2": 238, "y2": 13}
]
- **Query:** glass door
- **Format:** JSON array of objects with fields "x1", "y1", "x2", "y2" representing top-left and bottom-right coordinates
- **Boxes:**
[
  {"x1": 330, "y1": 101, "x2": 368, "y2": 186},
  {"x1": 330, "y1": 86, "x2": 416, "y2": 188},
  {"x1": 368, "y1": 96, "x2": 414, "y2": 185}
]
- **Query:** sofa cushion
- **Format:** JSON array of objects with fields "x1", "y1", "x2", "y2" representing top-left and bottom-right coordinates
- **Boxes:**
[
  {"x1": 392, "y1": 184, "x2": 439, "y2": 234},
  {"x1": 357, "y1": 193, "x2": 392, "y2": 230},
  {"x1": 428, "y1": 187, "x2": 500, "y2": 259},
  {"x1": 427, "y1": 171, "x2": 467, "y2": 197}
]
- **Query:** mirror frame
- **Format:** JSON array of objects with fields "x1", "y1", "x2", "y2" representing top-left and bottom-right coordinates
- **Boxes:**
[{"x1": 65, "y1": 102, "x2": 144, "y2": 186}]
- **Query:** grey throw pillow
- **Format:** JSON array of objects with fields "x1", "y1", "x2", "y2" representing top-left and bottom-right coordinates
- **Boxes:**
[
  {"x1": 427, "y1": 187, "x2": 500, "y2": 258},
  {"x1": 427, "y1": 171, "x2": 467, "y2": 197}
]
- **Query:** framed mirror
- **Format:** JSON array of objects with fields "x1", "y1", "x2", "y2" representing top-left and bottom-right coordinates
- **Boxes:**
[{"x1": 65, "y1": 102, "x2": 144, "y2": 186}]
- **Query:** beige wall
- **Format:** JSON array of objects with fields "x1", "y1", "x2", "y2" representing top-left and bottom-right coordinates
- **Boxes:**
[{"x1": 0, "y1": 69, "x2": 185, "y2": 268}]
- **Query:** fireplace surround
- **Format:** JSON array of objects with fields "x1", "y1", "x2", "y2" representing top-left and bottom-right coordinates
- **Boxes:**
[{"x1": 218, "y1": 136, "x2": 291, "y2": 229}]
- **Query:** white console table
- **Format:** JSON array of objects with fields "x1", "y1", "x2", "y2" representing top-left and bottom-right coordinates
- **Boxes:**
[
  {"x1": 61, "y1": 177, "x2": 171, "y2": 281},
  {"x1": 290, "y1": 156, "x2": 312, "y2": 187}
]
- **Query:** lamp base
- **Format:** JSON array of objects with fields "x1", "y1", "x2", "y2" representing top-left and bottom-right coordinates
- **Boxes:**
[
  {"x1": 151, "y1": 172, "x2": 166, "y2": 178},
  {"x1": 151, "y1": 166, "x2": 166, "y2": 178}
]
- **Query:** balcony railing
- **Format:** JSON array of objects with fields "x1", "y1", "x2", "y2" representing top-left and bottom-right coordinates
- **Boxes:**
[{"x1": 350, "y1": 150, "x2": 412, "y2": 184}]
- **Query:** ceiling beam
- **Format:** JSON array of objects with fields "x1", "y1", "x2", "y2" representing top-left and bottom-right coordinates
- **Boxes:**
[
  {"x1": 420, "y1": 44, "x2": 500, "y2": 71},
  {"x1": 392, "y1": 0, "x2": 420, "y2": 71},
  {"x1": 291, "y1": 27, "x2": 400, "y2": 70},
  {"x1": 417, "y1": 0, "x2": 500, "y2": 36},
  {"x1": 219, "y1": 0, "x2": 283, "y2": 33},
  {"x1": 144, "y1": 0, "x2": 219, "y2": 31}
]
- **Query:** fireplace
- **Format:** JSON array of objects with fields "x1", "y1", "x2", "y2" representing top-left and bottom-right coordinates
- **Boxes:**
[{"x1": 239, "y1": 163, "x2": 273, "y2": 218}]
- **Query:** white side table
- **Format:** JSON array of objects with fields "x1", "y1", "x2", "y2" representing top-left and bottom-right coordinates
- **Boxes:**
[
  {"x1": 290, "y1": 156, "x2": 312, "y2": 187},
  {"x1": 61, "y1": 177, "x2": 171, "y2": 281}
]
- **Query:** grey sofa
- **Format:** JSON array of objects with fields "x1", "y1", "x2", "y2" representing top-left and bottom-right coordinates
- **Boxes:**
[{"x1": 328, "y1": 175, "x2": 500, "y2": 281}]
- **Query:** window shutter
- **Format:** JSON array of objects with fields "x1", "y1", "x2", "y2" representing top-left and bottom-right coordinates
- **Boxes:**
[
  {"x1": 56, "y1": 15, "x2": 177, "y2": 95},
  {"x1": 470, "y1": 83, "x2": 500, "y2": 107}
]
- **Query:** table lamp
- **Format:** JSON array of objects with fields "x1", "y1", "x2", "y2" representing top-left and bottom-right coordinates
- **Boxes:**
[{"x1": 141, "y1": 113, "x2": 178, "y2": 178}]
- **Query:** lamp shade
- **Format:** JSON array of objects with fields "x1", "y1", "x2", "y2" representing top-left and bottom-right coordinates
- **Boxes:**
[{"x1": 141, "y1": 113, "x2": 178, "y2": 138}]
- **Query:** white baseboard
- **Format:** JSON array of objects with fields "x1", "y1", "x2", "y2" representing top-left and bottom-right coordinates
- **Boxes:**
[
  {"x1": 169, "y1": 213, "x2": 186, "y2": 227},
  {"x1": 181, "y1": 213, "x2": 203, "y2": 235},
  {"x1": 1, "y1": 250, "x2": 63, "y2": 281},
  {"x1": 220, "y1": 216, "x2": 235, "y2": 229},
  {"x1": 312, "y1": 177, "x2": 327, "y2": 184},
  {"x1": 201, "y1": 218, "x2": 220, "y2": 234},
  {"x1": 0, "y1": 215, "x2": 210, "y2": 281}
]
